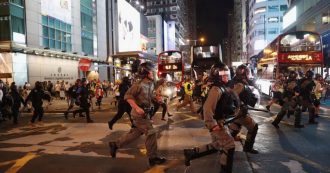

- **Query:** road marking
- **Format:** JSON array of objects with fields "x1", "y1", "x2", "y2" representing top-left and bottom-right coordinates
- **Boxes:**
[
  {"x1": 0, "y1": 152, "x2": 38, "y2": 173},
  {"x1": 282, "y1": 151, "x2": 330, "y2": 173},
  {"x1": 170, "y1": 113, "x2": 201, "y2": 125},
  {"x1": 144, "y1": 160, "x2": 181, "y2": 173}
]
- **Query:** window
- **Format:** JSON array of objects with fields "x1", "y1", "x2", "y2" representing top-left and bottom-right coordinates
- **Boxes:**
[
  {"x1": 10, "y1": 0, "x2": 23, "y2": 6},
  {"x1": 42, "y1": 15, "x2": 72, "y2": 51},
  {"x1": 322, "y1": 12, "x2": 330, "y2": 25},
  {"x1": 268, "y1": 28, "x2": 278, "y2": 34},
  {"x1": 268, "y1": 5, "x2": 279, "y2": 12},
  {"x1": 11, "y1": 16, "x2": 24, "y2": 34},
  {"x1": 280, "y1": 5, "x2": 287, "y2": 11},
  {"x1": 42, "y1": 15, "x2": 48, "y2": 25},
  {"x1": 81, "y1": 0, "x2": 94, "y2": 55}
]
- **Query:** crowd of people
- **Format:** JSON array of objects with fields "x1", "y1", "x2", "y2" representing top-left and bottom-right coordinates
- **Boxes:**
[{"x1": 1, "y1": 61, "x2": 329, "y2": 172}]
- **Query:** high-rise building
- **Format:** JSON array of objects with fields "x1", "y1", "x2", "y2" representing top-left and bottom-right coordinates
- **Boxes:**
[
  {"x1": 144, "y1": 0, "x2": 192, "y2": 50},
  {"x1": 0, "y1": 0, "x2": 108, "y2": 85},
  {"x1": 246, "y1": 0, "x2": 288, "y2": 59}
]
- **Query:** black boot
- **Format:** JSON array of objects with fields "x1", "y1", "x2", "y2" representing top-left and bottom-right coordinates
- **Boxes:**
[
  {"x1": 149, "y1": 157, "x2": 166, "y2": 166},
  {"x1": 243, "y1": 124, "x2": 259, "y2": 154},
  {"x1": 183, "y1": 145, "x2": 217, "y2": 166},
  {"x1": 109, "y1": 142, "x2": 118, "y2": 158},
  {"x1": 183, "y1": 148, "x2": 198, "y2": 166},
  {"x1": 271, "y1": 121, "x2": 279, "y2": 129},
  {"x1": 220, "y1": 148, "x2": 235, "y2": 173},
  {"x1": 108, "y1": 121, "x2": 114, "y2": 130}
]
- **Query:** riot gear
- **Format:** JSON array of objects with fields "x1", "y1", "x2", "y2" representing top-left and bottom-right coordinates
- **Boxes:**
[
  {"x1": 138, "y1": 62, "x2": 155, "y2": 79},
  {"x1": 305, "y1": 70, "x2": 314, "y2": 79},
  {"x1": 235, "y1": 64, "x2": 249, "y2": 79},
  {"x1": 209, "y1": 62, "x2": 230, "y2": 84}
]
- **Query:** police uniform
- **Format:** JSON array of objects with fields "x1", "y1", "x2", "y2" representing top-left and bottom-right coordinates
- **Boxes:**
[
  {"x1": 229, "y1": 76, "x2": 259, "y2": 154},
  {"x1": 183, "y1": 63, "x2": 235, "y2": 173},
  {"x1": 272, "y1": 72, "x2": 304, "y2": 128},
  {"x1": 204, "y1": 85, "x2": 236, "y2": 170},
  {"x1": 299, "y1": 71, "x2": 318, "y2": 124},
  {"x1": 109, "y1": 62, "x2": 166, "y2": 167}
]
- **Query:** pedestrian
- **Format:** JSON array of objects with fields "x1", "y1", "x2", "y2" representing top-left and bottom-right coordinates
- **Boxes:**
[
  {"x1": 64, "y1": 79, "x2": 81, "y2": 119},
  {"x1": 229, "y1": 64, "x2": 259, "y2": 154},
  {"x1": 183, "y1": 62, "x2": 235, "y2": 173},
  {"x1": 109, "y1": 62, "x2": 166, "y2": 166},
  {"x1": 152, "y1": 77, "x2": 173, "y2": 121},
  {"x1": 95, "y1": 83, "x2": 104, "y2": 109},
  {"x1": 313, "y1": 73, "x2": 323, "y2": 117},
  {"x1": 72, "y1": 78, "x2": 94, "y2": 123},
  {"x1": 107, "y1": 76, "x2": 133, "y2": 130},
  {"x1": 176, "y1": 77, "x2": 196, "y2": 113},
  {"x1": 24, "y1": 81, "x2": 51, "y2": 124},
  {"x1": 9, "y1": 82, "x2": 24, "y2": 124},
  {"x1": 0, "y1": 80, "x2": 4, "y2": 122},
  {"x1": 266, "y1": 74, "x2": 284, "y2": 111}
]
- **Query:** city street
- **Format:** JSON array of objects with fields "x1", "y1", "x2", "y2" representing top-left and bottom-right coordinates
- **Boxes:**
[{"x1": 1, "y1": 96, "x2": 330, "y2": 173}]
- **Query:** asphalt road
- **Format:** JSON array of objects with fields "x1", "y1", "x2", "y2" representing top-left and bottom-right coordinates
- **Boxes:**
[{"x1": 1, "y1": 97, "x2": 330, "y2": 173}]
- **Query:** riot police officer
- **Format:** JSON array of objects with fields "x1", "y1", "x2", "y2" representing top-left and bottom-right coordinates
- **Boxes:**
[
  {"x1": 109, "y1": 62, "x2": 166, "y2": 167},
  {"x1": 183, "y1": 62, "x2": 235, "y2": 173},
  {"x1": 299, "y1": 70, "x2": 318, "y2": 124},
  {"x1": 272, "y1": 71, "x2": 304, "y2": 128},
  {"x1": 229, "y1": 64, "x2": 259, "y2": 154},
  {"x1": 25, "y1": 81, "x2": 50, "y2": 124}
]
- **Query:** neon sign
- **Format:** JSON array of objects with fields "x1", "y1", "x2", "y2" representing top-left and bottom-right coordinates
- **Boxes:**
[{"x1": 287, "y1": 55, "x2": 312, "y2": 61}]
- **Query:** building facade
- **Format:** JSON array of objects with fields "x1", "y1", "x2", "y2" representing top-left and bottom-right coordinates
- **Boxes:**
[
  {"x1": 246, "y1": 0, "x2": 288, "y2": 59},
  {"x1": 0, "y1": 0, "x2": 108, "y2": 86}
]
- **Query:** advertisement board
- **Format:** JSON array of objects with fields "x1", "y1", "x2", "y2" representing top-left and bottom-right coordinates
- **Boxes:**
[
  {"x1": 41, "y1": 0, "x2": 72, "y2": 24},
  {"x1": 117, "y1": 0, "x2": 141, "y2": 52}
]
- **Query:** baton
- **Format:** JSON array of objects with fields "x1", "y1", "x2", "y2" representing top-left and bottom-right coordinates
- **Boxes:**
[{"x1": 247, "y1": 107, "x2": 269, "y2": 113}]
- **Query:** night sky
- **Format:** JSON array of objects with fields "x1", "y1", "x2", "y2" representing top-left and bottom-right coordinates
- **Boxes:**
[{"x1": 196, "y1": 0, "x2": 234, "y2": 45}]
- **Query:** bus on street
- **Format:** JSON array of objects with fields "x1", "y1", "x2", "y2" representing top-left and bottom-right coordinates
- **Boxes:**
[{"x1": 256, "y1": 31, "x2": 323, "y2": 95}]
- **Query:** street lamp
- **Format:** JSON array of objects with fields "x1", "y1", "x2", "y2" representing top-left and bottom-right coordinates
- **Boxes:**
[{"x1": 186, "y1": 37, "x2": 205, "y2": 46}]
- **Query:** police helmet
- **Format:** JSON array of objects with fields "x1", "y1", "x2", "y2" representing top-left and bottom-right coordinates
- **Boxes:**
[
  {"x1": 235, "y1": 64, "x2": 250, "y2": 78},
  {"x1": 122, "y1": 76, "x2": 130, "y2": 84},
  {"x1": 138, "y1": 62, "x2": 155, "y2": 78},
  {"x1": 289, "y1": 71, "x2": 298, "y2": 79},
  {"x1": 305, "y1": 70, "x2": 314, "y2": 79},
  {"x1": 209, "y1": 62, "x2": 229, "y2": 83}
]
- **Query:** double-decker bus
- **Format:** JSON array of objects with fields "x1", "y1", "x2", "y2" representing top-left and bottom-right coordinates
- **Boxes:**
[
  {"x1": 157, "y1": 51, "x2": 184, "y2": 98},
  {"x1": 191, "y1": 45, "x2": 222, "y2": 79},
  {"x1": 256, "y1": 31, "x2": 323, "y2": 95}
]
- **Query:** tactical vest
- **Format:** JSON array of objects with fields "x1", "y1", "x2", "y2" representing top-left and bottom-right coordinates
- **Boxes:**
[
  {"x1": 184, "y1": 82, "x2": 193, "y2": 96},
  {"x1": 213, "y1": 86, "x2": 236, "y2": 120}
]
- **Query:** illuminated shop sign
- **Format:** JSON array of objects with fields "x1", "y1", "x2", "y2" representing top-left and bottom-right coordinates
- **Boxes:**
[{"x1": 287, "y1": 54, "x2": 312, "y2": 61}]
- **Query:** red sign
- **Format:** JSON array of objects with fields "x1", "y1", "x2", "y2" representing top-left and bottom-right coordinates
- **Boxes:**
[
  {"x1": 278, "y1": 52, "x2": 323, "y2": 64},
  {"x1": 78, "y1": 58, "x2": 91, "y2": 71}
]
